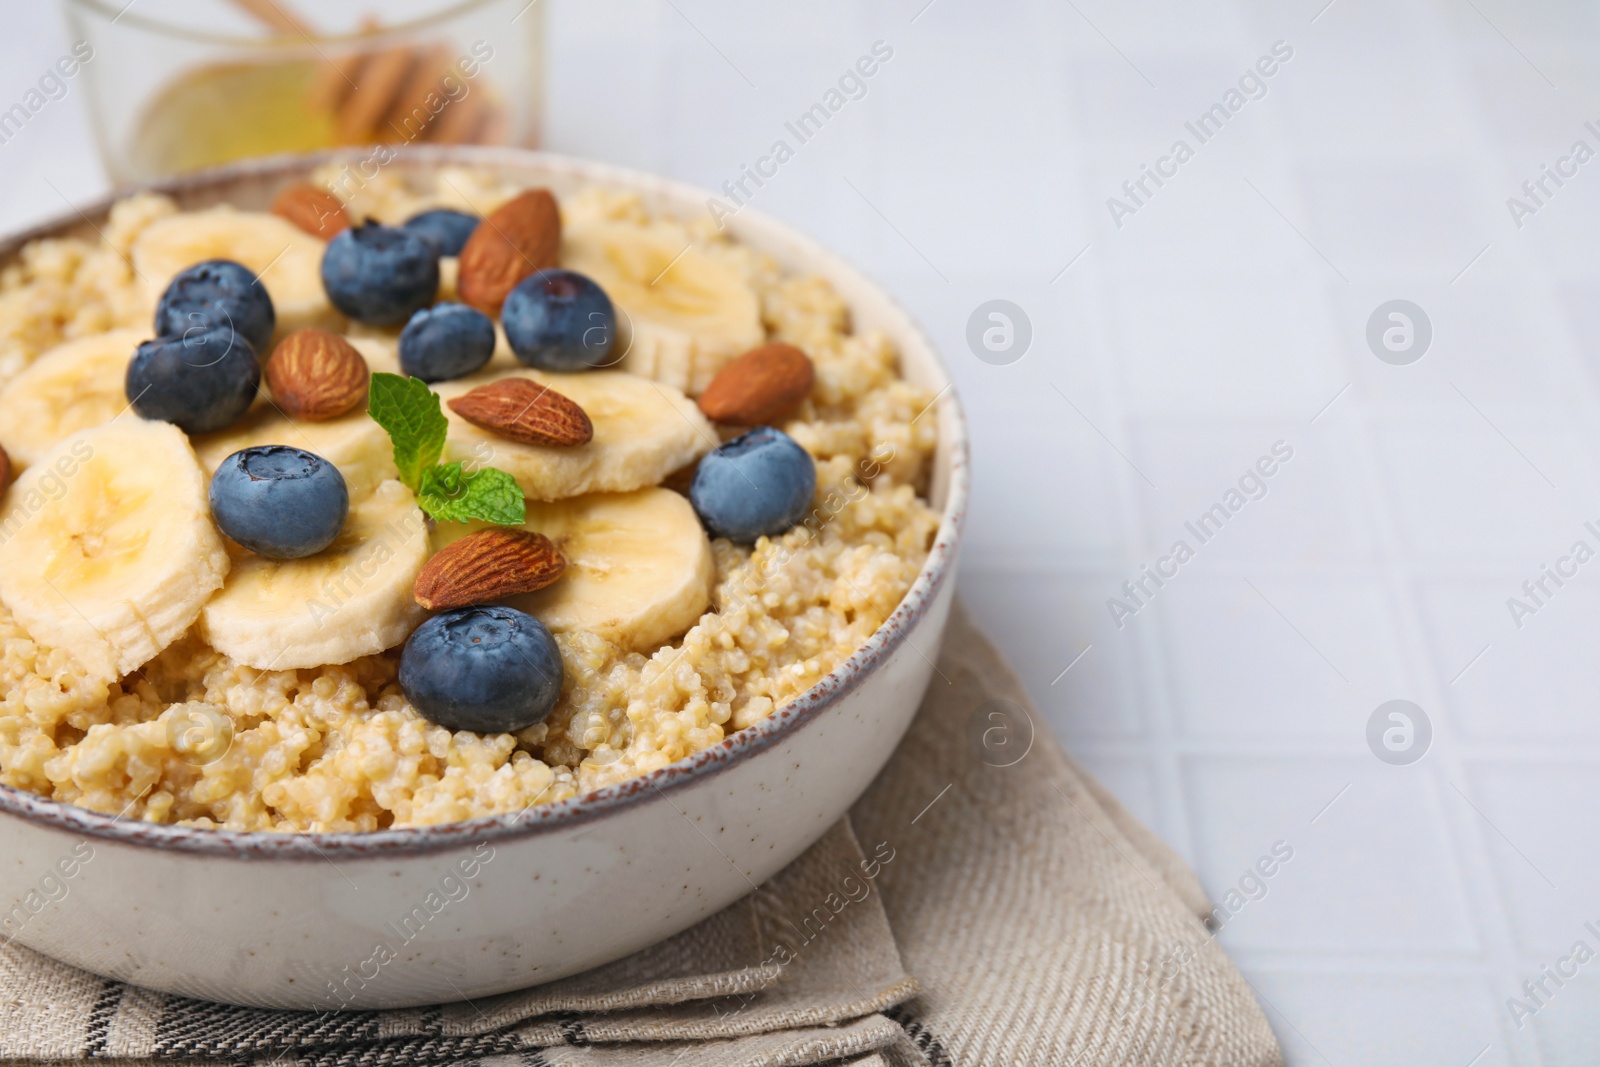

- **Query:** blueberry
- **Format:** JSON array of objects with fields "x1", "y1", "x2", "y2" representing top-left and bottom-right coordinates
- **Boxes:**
[
  {"x1": 155, "y1": 260, "x2": 276, "y2": 358},
  {"x1": 209, "y1": 446, "x2": 349, "y2": 559},
  {"x1": 399, "y1": 606, "x2": 563, "y2": 734},
  {"x1": 399, "y1": 302, "x2": 496, "y2": 382},
  {"x1": 320, "y1": 222, "x2": 440, "y2": 326},
  {"x1": 403, "y1": 208, "x2": 480, "y2": 257},
  {"x1": 502, "y1": 269, "x2": 616, "y2": 372},
  {"x1": 127, "y1": 327, "x2": 261, "y2": 434},
  {"x1": 689, "y1": 427, "x2": 817, "y2": 544}
]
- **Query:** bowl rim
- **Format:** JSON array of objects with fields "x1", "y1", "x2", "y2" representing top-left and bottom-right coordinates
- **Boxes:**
[{"x1": 0, "y1": 146, "x2": 969, "y2": 859}]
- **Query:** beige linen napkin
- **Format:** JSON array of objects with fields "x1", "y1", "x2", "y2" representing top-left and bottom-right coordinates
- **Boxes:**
[
  {"x1": 850, "y1": 603, "x2": 1283, "y2": 1067},
  {"x1": 0, "y1": 604, "x2": 1281, "y2": 1066}
]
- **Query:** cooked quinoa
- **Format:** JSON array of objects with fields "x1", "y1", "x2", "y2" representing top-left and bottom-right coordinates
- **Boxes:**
[{"x1": 0, "y1": 173, "x2": 938, "y2": 831}]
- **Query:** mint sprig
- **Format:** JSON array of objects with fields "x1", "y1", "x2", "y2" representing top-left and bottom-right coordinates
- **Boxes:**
[
  {"x1": 418, "y1": 463, "x2": 525, "y2": 525},
  {"x1": 368, "y1": 372, "x2": 527, "y2": 527},
  {"x1": 368, "y1": 373, "x2": 447, "y2": 490}
]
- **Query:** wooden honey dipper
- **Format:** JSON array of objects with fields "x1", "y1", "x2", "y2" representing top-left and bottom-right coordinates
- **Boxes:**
[{"x1": 227, "y1": 0, "x2": 496, "y2": 144}]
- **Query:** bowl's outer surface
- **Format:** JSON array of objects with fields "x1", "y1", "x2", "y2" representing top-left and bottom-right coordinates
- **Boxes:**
[{"x1": 0, "y1": 148, "x2": 968, "y2": 1009}]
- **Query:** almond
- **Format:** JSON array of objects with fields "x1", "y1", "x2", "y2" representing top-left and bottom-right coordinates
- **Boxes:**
[
  {"x1": 265, "y1": 328, "x2": 371, "y2": 422},
  {"x1": 271, "y1": 183, "x2": 351, "y2": 239},
  {"x1": 457, "y1": 189, "x2": 561, "y2": 314},
  {"x1": 0, "y1": 443, "x2": 10, "y2": 494},
  {"x1": 697, "y1": 343, "x2": 814, "y2": 426},
  {"x1": 447, "y1": 378, "x2": 594, "y2": 447},
  {"x1": 414, "y1": 528, "x2": 565, "y2": 611}
]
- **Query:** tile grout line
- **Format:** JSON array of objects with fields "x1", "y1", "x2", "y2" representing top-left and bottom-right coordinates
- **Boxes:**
[
  {"x1": 1059, "y1": 73, "x2": 1202, "y2": 882},
  {"x1": 1340, "y1": 4, "x2": 1554, "y2": 1060}
]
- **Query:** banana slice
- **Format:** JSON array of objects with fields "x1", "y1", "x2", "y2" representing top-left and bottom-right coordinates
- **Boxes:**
[
  {"x1": 132, "y1": 207, "x2": 337, "y2": 337},
  {"x1": 191, "y1": 403, "x2": 399, "y2": 500},
  {"x1": 0, "y1": 328, "x2": 147, "y2": 467},
  {"x1": 562, "y1": 220, "x2": 764, "y2": 395},
  {"x1": 0, "y1": 420, "x2": 229, "y2": 682},
  {"x1": 433, "y1": 369, "x2": 714, "y2": 501},
  {"x1": 433, "y1": 487, "x2": 713, "y2": 652},
  {"x1": 345, "y1": 333, "x2": 402, "y2": 376},
  {"x1": 200, "y1": 479, "x2": 429, "y2": 670}
]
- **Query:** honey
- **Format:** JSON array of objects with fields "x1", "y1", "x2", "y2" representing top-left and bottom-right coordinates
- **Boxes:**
[{"x1": 124, "y1": 52, "x2": 509, "y2": 180}]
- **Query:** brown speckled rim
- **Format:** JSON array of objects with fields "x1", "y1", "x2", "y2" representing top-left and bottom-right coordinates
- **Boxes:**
[{"x1": 0, "y1": 146, "x2": 969, "y2": 860}]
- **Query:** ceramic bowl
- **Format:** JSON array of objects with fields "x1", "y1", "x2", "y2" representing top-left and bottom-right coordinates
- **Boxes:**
[{"x1": 0, "y1": 147, "x2": 967, "y2": 1009}]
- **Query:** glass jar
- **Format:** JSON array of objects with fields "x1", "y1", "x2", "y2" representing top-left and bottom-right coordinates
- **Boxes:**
[{"x1": 63, "y1": 0, "x2": 544, "y2": 183}]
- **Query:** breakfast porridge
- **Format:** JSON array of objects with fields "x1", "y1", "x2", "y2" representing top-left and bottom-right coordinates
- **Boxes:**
[{"x1": 0, "y1": 169, "x2": 939, "y2": 832}]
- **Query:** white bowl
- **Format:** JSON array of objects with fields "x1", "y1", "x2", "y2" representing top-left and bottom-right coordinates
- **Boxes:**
[{"x1": 0, "y1": 147, "x2": 968, "y2": 1009}]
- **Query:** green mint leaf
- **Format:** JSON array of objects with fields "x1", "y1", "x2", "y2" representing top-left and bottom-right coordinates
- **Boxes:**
[
  {"x1": 368, "y1": 372, "x2": 448, "y2": 491},
  {"x1": 368, "y1": 373, "x2": 524, "y2": 525},
  {"x1": 417, "y1": 463, "x2": 527, "y2": 526}
]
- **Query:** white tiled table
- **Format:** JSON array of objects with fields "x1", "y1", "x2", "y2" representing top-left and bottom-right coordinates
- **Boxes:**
[{"x1": 6, "y1": 1, "x2": 1600, "y2": 1062}]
